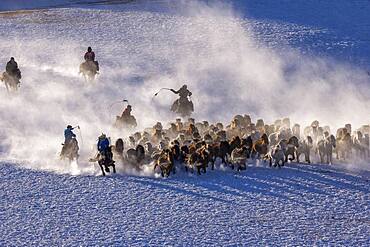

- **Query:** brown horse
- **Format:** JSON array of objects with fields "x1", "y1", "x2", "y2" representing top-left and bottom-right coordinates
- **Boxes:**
[
  {"x1": 112, "y1": 138, "x2": 124, "y2": 160},
  {"x1": 336, "y1": 132, "x2": 352, "y2": 160},
  {"x1": 186, "y1": 145, "x2": 209, "y2": 175},
  {"x1": 60, "y1": 138, "x2": 79, "y2": 162},
  {"x1": 252, "y1": 133, "x2": 269, "y2": 159},
  {"x1": 126, "y1": 145, "x2": 146, "y2": 168},
  {"x1": 154, "y1": 149, "x2": 174, "y2": 177},
  {"x1": 212, "y1": 140, "x2": 231, "y2": 166}
]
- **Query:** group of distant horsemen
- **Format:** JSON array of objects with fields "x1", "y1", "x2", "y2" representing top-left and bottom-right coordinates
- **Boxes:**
[
  {"x1": 3, "y1": 49, "x2": 368, "y2": 177},
  {"x1": 0, "y1": 47, "x2": 97, "y2": 91}
]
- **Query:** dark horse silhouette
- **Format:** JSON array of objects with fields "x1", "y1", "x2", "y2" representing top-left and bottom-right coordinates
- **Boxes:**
[{"x1": 95, "y1": 147, "x2": 116, "y2": 176}]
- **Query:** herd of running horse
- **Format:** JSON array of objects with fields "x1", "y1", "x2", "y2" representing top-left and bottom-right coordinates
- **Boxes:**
[{"x1": 88, "y1": 115, "x2": 369, "y2": 176}]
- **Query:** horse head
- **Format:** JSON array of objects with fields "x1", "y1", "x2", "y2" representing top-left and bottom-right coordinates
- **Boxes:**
[{"x1": 288, "y1": 136, "x2": 299, "y2": 147}]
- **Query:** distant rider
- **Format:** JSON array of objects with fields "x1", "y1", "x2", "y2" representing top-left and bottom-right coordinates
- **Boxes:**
[
  {"x1": 116, "y1": 104, "x2": 137, "y2": 128},
  {"x1": 170, "y1": 84, "x2": 194, "y2": 115},
  {"x1": 84, "y1": 47, "x2": 95, "y2": 61},
  {"x1": 64, "y1": 125, "x2": 76, "y2": 145},
  {"x1": 84, "y1": 47, "x2": 99, "y2": 71},
  {"x1": 171, "y1": 84, "x2": 192, "y2": 98},
  {"x1": 61, "y1": 125, "x2": 78, "y2": 158},
  {"x1": 6, "y1": 57, "x2": 21, "y2": 79},
  {"x1": 121, "y1": 105, "x2": 133, "y2": 121}
]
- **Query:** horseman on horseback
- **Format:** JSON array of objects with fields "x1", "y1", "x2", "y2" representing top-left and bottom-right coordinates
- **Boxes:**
[
  {"x1": 64, "y1": 125, "x2": 76, "y2": 143},
  {"x1": 170, "y1": 84, "x2": 194, "y2": 117},
  {"x1": 79, "y1": 47, "x2": 99, "y2": 81},
  {"x1": 96, "y1": 133, "x2": 115, "y2": 175},
  {"x1": 1, "y1": 57, "x2": 21, "y2": 91},
  {"x1": 115, "y1": 105, "x2": 138, "y2": 129},
  {"x1": 60, "y1": 125, "x2": 79, "y2": 161}
]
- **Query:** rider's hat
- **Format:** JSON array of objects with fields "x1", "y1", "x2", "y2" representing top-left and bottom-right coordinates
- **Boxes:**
[{"x1": 67, "y1": 125, "x2": 73, "y2": 129}]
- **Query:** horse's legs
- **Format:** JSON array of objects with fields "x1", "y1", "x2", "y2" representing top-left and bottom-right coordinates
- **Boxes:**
[
  {"x1": 326, "y1": 152, "x2": 330, "y2": 164},
  {"x1": 166, "y1": 168, "x2": 170, "y2": 177},
  {"x1": 285, "y1": 152, "x2": 289, "y2": 162},
  {"x1": 99, "y1": 164, "x2": 106, "y2": 176},
  {"x1": 163, "y1": 167, "x2": 169, "y2": 177},
  {"x1": 197, "y1": 166, "x2": 201, "y2": 175},
  {"x1": 238, "y1": 162, "x2": 246, "y2": 171},
  {"x1": 222, "y1": 156, "x2": 227, "y2": 165},
  {"x1": 296, "y1": 152, "x2": 300, "y2": 163},
  {"x1": 172, "y1": 164, "x2": 176, "y2": 174},
  {"x1": 305, "y1": 150, "x2": 310, "y2": 163},
  {"x1": 280, "y1": 159, "x2": 285, "y2": 166},
  {"x1": 279, "y1": 160, "x2": 283, "y2": 168},
  {"x1": 202, "y1": 164, "x2": 206, "y2": 173},
  {"x1": 224, "y1": 154, "x2": 229, "y2": 165},
  {"x1": 112, "y1": 165, "x2": 116, "y2": 173},
  {"x1": 104, "y1": 164, "x2": 110, "y2": 172},
  {"x1": 5, "y1": 81, "x2": 9, "y2": 92},
  {"x1": 290, "y1": 152, "x2": 295, "y2": 162}
]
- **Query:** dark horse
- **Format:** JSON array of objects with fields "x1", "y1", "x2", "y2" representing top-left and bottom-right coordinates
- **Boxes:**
[{"x1": 96, "y1": 147, "x2": 116, "y2": 176}]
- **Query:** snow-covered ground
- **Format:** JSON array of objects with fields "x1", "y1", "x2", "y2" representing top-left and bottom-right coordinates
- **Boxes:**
[
  {"x1": 0, "y1": 1, "x2": 370, "y2": 245},
  {"x1": 1, "y1": 162, "x2": 369, "y2": 246}
]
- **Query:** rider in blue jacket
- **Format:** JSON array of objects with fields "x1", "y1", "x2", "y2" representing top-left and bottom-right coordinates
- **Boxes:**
[
  {"x1": 97, "y1": 134, "x2": 110, "y2": 153},
  {"x1": 64, "y1": 125, "x2": 76, "y2": 144}
]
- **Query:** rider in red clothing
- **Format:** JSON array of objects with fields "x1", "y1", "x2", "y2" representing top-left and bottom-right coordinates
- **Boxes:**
[
  {"x1": 84, "y1": 47, "x2": 95, "y2": 61},
  {"x1": 121, "y1": 105, "x2": 132, "y2": 120},
  {"x1": 84, "y1": 47, "x2": 99, "y2": 71}
]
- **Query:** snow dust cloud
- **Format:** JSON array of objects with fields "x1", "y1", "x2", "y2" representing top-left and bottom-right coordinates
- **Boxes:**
[{"x1": 0, "y1": 1, "x2": 369, "y2": 174}]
